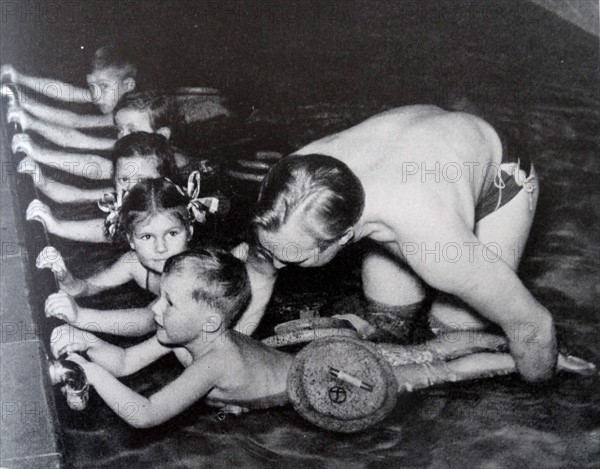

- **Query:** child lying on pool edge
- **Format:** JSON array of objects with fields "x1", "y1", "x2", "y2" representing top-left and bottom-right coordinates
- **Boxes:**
[{"x1": 50, "y1": 248, "x2": 596, "y2": 429}]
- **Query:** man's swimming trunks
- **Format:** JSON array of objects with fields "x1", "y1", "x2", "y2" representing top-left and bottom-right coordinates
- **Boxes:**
[{"x1": 474, "y1": 136, "x2": 537, "y2": 222}]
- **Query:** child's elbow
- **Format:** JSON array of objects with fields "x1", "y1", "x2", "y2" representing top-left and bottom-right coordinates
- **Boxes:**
[
  {"x1": 128, "y1": 411, "x2": 161, "y2": 429},
  {"x1": 129, "y1": 418, "x2": 155, "y2": 429}
]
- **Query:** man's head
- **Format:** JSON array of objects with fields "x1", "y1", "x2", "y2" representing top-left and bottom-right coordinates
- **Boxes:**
[
  {"x1": 113, "y1": 91, "x2": 181, "y2": 139},
  {"x1": 151, "y1": 249, "x2": 251, "y2": 344},
  {"x1": 252, "y1": 154, "x2": 365, "y2": 269},
  {"x1": 87, "y1": 45, "x2": 137, "y2": 114}
]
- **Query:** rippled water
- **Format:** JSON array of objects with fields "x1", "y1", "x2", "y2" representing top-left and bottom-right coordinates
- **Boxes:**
[{"x1": 2, "y1": 1, "x2": 599, "y2": 467}]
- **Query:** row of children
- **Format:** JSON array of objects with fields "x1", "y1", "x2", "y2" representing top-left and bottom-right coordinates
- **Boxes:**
[{"x1": 2, "y1": 47, "x2": 594, "y2": 432}]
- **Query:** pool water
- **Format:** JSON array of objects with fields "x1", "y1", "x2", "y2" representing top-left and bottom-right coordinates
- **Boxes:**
[{"x1": 1, "y1": 1, "x2": 598, "y2": 468}]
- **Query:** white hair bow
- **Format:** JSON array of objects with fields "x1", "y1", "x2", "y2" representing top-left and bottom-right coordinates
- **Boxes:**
[
  {"x1": 170, "y1": 171, "x2": 220, "y2": 223},
  {"x1": 98, "y1": 189, "x2": 127, "y2": 237}
]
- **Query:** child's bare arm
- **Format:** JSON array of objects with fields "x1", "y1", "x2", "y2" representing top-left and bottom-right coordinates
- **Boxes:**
[
  {"x1": 67, "y1": 352, "x2": 217, "y2": 428},
  {"x1": 45, "y1": 292, "x2": 156, "y2": 337},
  {"x1": 50, "y1": 325, "x2": 171, "y2": 376},
  {"x1": 31, "y1": 118, "x2": 115, "y2": 150},
  {"x1": 45, "y1": 292, "x2": 157, "y2": 336},
  {"x1": 27, "y1": 201, "x2": 110, "y2": 242},
  {"x1": 2, "y1": 65, "x2": 92, "y2": 104},
  {"x1": 37, "y1": 248, "x2": 134, "y2": 297},
  {"x1": 13, "y1": 134, "x2": 113, "y2": 180},
  {"x1": 232, "y1": 243, "x2": 278, "y2": 336},
  {"x1": 21, "y1": 99, "x2": 114, "y2": 129},
  {"x1": 8, "y1": 108, "x2": 115, "y2": 150},
  {"x1": 19, "y1": 164, "x2": 111, "y2": 204}
]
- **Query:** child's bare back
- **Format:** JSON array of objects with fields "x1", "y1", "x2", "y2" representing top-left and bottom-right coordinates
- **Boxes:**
[{"x1": 198, "y1": 330, "x2": 294, "y2": 409}]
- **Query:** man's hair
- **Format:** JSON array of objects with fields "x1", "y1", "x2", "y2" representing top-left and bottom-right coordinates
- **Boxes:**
[
  {"x1": 92, "y1": 45, "x2": 137, "y2": 79},
  {"x1": 111, "y1": 132, "x2": 180, "y2": 185},
  {"x1": 253, "y1": 154, "x2": 365, "y2": 244},
  {"x1": 163, "y1": 249, "x2": 252, "y2": 328},
  {"x1": 113, "y1": 91, "x2": 182, "y2": 131}
]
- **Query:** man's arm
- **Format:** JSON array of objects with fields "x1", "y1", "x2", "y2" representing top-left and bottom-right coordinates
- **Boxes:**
[
  {"x1": 67, "y1": 352, "x2": 216, "y2": 428},
  {"x1": 231, "y1": 243, "x2": 279, "y2": 335},
  {"x1": 393, "y1": 208, "x2": 556, "y2": 382}
]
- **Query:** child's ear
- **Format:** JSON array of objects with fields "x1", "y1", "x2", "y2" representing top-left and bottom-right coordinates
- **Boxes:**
[
  {"x1": 187, "y1": 225, "x2": 194, "y2": 241},
  {"x1": 127, "y1": 234, "x2": 136, "y2": 251},
  {"x1": 156, "y1": 127, "x2": 172, "y2": 140},
  {"x1": 202, "y1": 313, "x2": 223, "y2": 333},
  {"x1": 123, "y1": 77, "x2": 136, "y2": 92},
  {"x1": 338, "y1": 227, "x2": 354, "y2": 246}
]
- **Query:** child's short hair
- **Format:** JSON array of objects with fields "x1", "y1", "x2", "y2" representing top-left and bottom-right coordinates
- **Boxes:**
[
  {"x1": 113, "y1": 91, "x2": 182, "y2": 131},
  {"x1": 111, "y1": 132, "x2": 180, "y2": 185},
  {"x1": 92, "y1": 45, "x2": 137, "y2": 79},
  {"x1": 116, "y1": 178, "x2": 191, "y2": 241},
  {"x1": 163, "y1": 249, "x2": 251, "y2": 328}
]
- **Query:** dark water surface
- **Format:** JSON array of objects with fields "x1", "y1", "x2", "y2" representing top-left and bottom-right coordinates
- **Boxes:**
[{"x1": 1, "y1": 1, "x2": 599, "y2": 468}]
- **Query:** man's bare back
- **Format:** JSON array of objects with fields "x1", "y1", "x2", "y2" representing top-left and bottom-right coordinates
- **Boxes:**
[{"x1": 296, "y1": 105, "x2": 503, "y2": 233}]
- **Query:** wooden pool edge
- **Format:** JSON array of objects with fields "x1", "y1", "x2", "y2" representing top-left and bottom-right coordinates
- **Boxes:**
[{"x1": 0, "y1": 127, "x2": 64, "y2": 468}]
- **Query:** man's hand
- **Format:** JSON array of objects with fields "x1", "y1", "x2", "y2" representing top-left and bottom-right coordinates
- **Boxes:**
[
  {"x1": 45, "y1": 291, "x2": 80, "y2": 324},
  {"x1": 50, "y1": 324, "x2": 99, "y2": 358}
]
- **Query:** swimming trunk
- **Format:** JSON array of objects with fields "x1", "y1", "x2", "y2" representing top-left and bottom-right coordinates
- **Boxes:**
[{"x1": 474, "y1": 138, "x2": 538, "y2": 222}]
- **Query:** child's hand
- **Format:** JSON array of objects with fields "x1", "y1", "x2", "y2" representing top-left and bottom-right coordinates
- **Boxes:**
[
  {"x1": 6, "y1": 107, "x2": 28, "y2": 130},
  {"x1": 26, "y1": 199, "x2": 56, "y2": 231},
  {"x1": 37, "y1": 246, "x2": 86, "y2": 295},
  {"x1": 0, "y1": 64, "x2": 20, "y2": 83},
  {"x1": 49, "y1": 324, "x2": 98, "y2": 357},
  {"x1": 11, "y1": 133, "x2": 35, "y2": 156},
  {"x1": 36, "y1": 246, "x2": 67, "y2": 279},
  {"x1": 64, "y1": 353, "x2": 100, "y2": 385},
  {"x1": 45, "y1": 291, "x2": 80, "y2": 324}
]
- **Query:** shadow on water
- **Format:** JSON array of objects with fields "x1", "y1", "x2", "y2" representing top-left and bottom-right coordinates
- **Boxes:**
[{"x1": 1, "y1": 0, "x2": 599, "y2": 467}]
